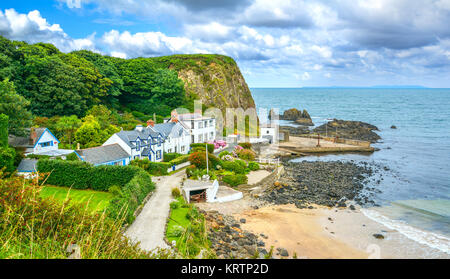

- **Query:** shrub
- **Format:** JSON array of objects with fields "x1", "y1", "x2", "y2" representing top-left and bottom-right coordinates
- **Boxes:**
[
  {"x1": 248, "y1": 161, "x2": 260, "y2": 171},
  {"x1": 108, "y1": 185, "x2": 123, "y2": 197},
  {"x1": 0, "y1": 114, "x2": 8, "y2": 147},
  {"x1": 190, "y1": 143, "x2": 214, "y2": 153},
  {"x1": 240, "y1": 142, "x2": 252, "y2": 149},
  {"x1": 172, "y1": 187, "x2": 181, "y2": 198},
  {"x1": 106, "y1": 171, "x2": 155, "y2": 224},
  {"x1": 222, "y1": 174, "x2": 248, "y2": 187},
  {"x1": 169, "y1": 154, "x2": 189, "y2": 166},
  {"x1": 186, "y1": 165, "x2": 197, "y2": 177},
  {"x1": 221, "y1": 161, "x2": 245, "y2": 174},
  {"x1": 66, "y1": 152, "x2": 79, "y2": 161},
  {"x1": 236, "y1": 149, "x2": 256, "y2": 161},
  {"x1": 130, "y1": 159, "x2": 170, "y2": 176},
  {"x1": 218, "y1": 150, "x2": 231, "y2": 159},
  {"x1": 170, "y1": 201, "x2": 179, "y2": 210},
  {"x1": 188, "y1": 151, "x2": 221, "y2": 169},
  {"x1": 164, "y1": 153, "x2": 182, "y2": 162},
  {"x1": 0, "y1": 146, "x2": 15, "y2": 174}
]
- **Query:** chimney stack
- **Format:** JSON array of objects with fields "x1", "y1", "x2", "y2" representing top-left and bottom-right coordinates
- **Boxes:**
[
  {"x1": 136, "y1": 125, "x2": 144, "y2": 132},
  {"x1": 30, "y1": 127, "x2": 37, "y2": 145},
  {"x1": 171, "y1": 110, "x2": 179, "y2": 123},
  {"x1": 147, "y1": 120, "x2": 155, "y2": 127}
]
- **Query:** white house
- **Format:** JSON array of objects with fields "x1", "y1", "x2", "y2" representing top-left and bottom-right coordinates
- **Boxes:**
[
  {"x1": 260, "y1": 123, "x2": 278, "y2": 144},
  {"x1": 167, "y1": 110, "x2": 216, "y2": 144},
  {"x1": 103, "y1": 120, "x2": 165, "y2": 162},
  {"x1": 153, "y1": 121, "x2": 191, "y2": 154}
]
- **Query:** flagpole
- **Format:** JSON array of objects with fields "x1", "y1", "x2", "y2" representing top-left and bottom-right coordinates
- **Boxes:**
[{"x1": 206, "y1": 143, "x2": 209, "y2": 175}]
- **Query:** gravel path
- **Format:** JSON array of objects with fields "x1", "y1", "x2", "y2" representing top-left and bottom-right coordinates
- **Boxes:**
[{"x1": 125, "y1": 171, "x2": 184, "y2": 251}]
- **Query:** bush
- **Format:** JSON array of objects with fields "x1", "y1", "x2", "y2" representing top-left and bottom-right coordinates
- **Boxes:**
[
  {"x1": 106, "y1": 171, "x2": 155, "y2": 224},
  {"x1": 108, "y1": 185, "x2": 123, "y2": 196},
  {"x1": 222, "y1": 174, "x2": 248, "y2": 187},
  {"x1": 188, "y1": 151, "x2": 221, "y2": 169},
  {"x1": 236, "y1": 149, "x2": 256, "y2": 161},
  {"x1": 169, "y1": 154, "x2": 189, "y2": 166},
  {"x1": 186, "y1": 165, "x2": 197, "y2": 177},
  {"x1": 164, "y1": 153, "x2": 182, "y2": 162},
  {"x1": 190, "y1": 143, "x2": 214, "y2": 153},
  {"x1": 218, "y1": 150, "x2": 231, "y2": 159},
  {"x1": 240, "y1": 142, "x2": 252, "y2": 149},
  {"x1": 248, "y1": 161, "x2": 260, "y2": 171},
  {"x1": 0, "y1": 114, "x2": 8, "y2": 147},
  {"x1": 170, "y1": 201, "x2": 179, "y2": 210},
  {"x1": 66, "y1": 152, "x2": 79, "y2": 161},
  {"x1": 172, "y1": 187, "x2": 181, "y2": 198},
  {"x1": 221, "y1": 161, "x2": 245, "y2": 174},
  {"x1": 130, "y1": 159, "x2": 170, "y2": 176},
  {"x1": 0, "y1": 146, "x2": 15, "y2": 173}
]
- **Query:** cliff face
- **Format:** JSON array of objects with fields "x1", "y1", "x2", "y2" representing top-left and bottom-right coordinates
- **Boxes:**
[{"x1": 155, "y1": 55, "x2": 256, "y2": 111}]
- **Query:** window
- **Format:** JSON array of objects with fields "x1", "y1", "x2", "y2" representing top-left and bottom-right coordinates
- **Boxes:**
[
  {"x1": 168, "y1": 148, "x2": 172, "y2": 153},
  {"x1": 156, "y1": 150, "x2": 162, "y2": 160},
  {"x1": 134, "y1": 155, "x2": 140, "y2": 160},
  {"x1": 39, "y1": 141, "x2": 53, "y2": 147},
  {"x1": 199, "y1": 122, "x2": 203, "y2": 129},
  {"x1": 204, "y1": 133, "x2": 207, "y2": 141},
  {"x1": 198, "y1": 134, "x2": 203, "y2": 142},
  {"x1": 191, "y1": 135, "x2": 195, "y2": 143},
  {"x1": 136, "y1": 140, "x2": 140, "y2": 151},
  {"x1": 210, "y1": 132, "x2": 214, "y2": 139},
  {"x1": 181, "y1": 146, "x2": 185, "y2": 152},
  {"x1": 209, "y1": 120, "x2": 213, "y2": 127}
]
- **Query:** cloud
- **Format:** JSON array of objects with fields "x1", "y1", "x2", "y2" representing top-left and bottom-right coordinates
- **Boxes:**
[{"x1": 0, "y1": 9, "x2": 96, "y2": 52}]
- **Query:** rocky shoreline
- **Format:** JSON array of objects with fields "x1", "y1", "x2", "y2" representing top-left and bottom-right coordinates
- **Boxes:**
[
  {"x1": 203, "y1": 210, "x2": 269, "y2": 259},
  {"x1": 313, "y1": 119, "x2": 381, "y2": 143},
  {"x1": 260, "y1": 161, "x2": 381, "y2": 209}
]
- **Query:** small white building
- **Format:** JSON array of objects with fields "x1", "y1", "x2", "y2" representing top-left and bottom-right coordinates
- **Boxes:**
[
  {"x1": 260, "y1": 124, "x2": 278, "y2": 144},
  {"x1": 167, "y1": 110, "x2": 216, "y2": 144}
]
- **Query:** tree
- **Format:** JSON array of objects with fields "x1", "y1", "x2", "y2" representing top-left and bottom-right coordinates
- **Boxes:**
[
  {"x1": 0, "y1": 114, "x2": 16, "y2": 174},
  {"x1": 55, "y1": 115, "x2": 81, "y2": 145},
  {"x1": 0, "y1": 79, "x2": 32, "y2": 136},
  {"x1": 74, "y1": 115, "x2": 102, "y2": 148}
]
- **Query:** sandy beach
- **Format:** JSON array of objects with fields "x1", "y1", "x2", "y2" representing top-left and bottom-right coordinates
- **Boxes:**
[{"x1": 232, "y1": 204, "x2": 449, "y2": 259}]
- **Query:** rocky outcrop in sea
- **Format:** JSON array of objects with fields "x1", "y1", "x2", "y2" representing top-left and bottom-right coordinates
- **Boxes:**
[
  {"x1": 270, "y1": 108, "x2": 314, "y2": 126},
  {"x1": 260, "y1": 161, "x2": 381, "y2": 209},
  {"x1": 313, "y1": 119, "x2": 381, "y2": 143}
]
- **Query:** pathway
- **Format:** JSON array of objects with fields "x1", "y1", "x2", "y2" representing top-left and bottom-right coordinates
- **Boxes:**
[{"x1": 125, "y1": 171, "x2": 184, "y2": 251}]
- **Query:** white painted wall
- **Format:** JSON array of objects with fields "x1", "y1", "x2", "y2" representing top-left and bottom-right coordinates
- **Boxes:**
[{"x1": 33, "y1": 130, "x2": 58, "y2": 153}]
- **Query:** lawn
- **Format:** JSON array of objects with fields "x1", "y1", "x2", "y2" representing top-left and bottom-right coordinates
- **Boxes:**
[
  {"x1": 166, "y1": 197, "x2": 191, "y2": 244},
  {"x1": 40, "y1": 186, "x2": 114, "y2": 212}
]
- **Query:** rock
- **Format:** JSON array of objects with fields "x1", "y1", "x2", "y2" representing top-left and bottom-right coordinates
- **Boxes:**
[
  {"x1": 277, "y1": 248, "x2": 289, "y2": 257},
  {"x1": 240, "y1": 218, "x2": 246, "y2": 224},
  {"x1": 257, "y1": 240, "x2": 265, "y2": 247},
  {"x1": 373, "y1": 234, "x2": 385, "y2": 239},
  {"x1": 271, "y1": 108, "x2": 314, "y2": 126},
  {"x1": 391, "y1": 125, "x2": 397, "y2": 129},
  {"x1": 313, "y1": 119, "x2": 381, "y2": 143},
  {"x1": 349, "y1": 205, "x2": 356, "y2": 210}
]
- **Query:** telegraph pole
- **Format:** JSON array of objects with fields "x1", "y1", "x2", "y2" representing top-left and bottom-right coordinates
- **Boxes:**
[{"x1": 206, "y1": 143, "x2": 209, "y2": 175}]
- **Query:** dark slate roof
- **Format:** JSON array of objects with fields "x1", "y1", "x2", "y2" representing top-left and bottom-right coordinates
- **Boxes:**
[
  {"x1": 34, "y1": 128, "x2": 47, "y2": 141},
  {"x1": 78, "y1": 144, "x2": 129, "y2": 165},
  {"x1": 17, "y1": 159, "x2": 38, "y2": 172},
  {"x1": 8, "y1": 135, "x2": 31, "y2": 147},
  {"x1": 154, "y1": 122, "x2": 187, "y2": 139},
  {"x1": 115, "y1": 127, "x2": 161, "y2": 148}
]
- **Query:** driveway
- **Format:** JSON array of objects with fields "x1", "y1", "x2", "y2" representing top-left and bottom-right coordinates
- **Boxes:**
[{"x1": 125, "y1": 171, "x2": 185, "y2": 252}]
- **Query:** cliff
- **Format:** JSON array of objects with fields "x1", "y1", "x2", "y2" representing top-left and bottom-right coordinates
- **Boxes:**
[{"x1": 151, "y1": 55, "x2": 256, "y2": 111}]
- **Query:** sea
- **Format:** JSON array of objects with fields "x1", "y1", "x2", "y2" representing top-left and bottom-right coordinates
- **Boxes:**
[{"x1": 251, "y1": 87, "x2": 450, "y2": 256}]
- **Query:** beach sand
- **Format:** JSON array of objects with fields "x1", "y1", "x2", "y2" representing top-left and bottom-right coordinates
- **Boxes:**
[{"x1": 234, "y1": 204, "x2": 449, "y2": 259}]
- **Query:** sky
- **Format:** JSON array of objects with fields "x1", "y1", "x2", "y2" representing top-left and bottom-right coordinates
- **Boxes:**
[{"x1": 1, "y1": 0, "x2": 450, "y2": 88}]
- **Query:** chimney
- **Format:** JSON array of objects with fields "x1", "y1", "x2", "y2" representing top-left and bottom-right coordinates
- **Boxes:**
[
  {"x1": 146, "y1": 120, "x2": 155, "y2": 127},
  {"x1": 30, "y1": 127, "x2": 37, "y2": 145},
  {"x1": 171, "y1": 110, "x2": 179, "y2": 123},
  {"x1": 136, "y1": 125, "x2": 144, "y2": 132},
  {"x1": 194, "y1": 109, "x2": 202, "y2": 118}
]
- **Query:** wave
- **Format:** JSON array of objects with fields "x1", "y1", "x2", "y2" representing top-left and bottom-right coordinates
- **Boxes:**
[{"x1": 361, "y1": 208, "x2": 450, "y2": 255}]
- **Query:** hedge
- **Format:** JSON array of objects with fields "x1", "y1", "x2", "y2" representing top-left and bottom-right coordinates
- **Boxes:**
[
  {"x1": 163, "y1": 153, "x2": 182, "y2": 162},
  {"x1": 0, "y1": 146, "x2": 16, "y2": 173},
  {"x1": 188, "y1": 151, "x2": 221, "y2": 169},
  {"x1": 130, "y1": 159, "x2": 171, "y2": 176},
  {"x1": 169, "y1": 154, "x2": 189, "y2": 166},
  {"x1": 190, "y1": 143, "x2": 214, "y2": 153},
  {"x1": 107, "y1": 171, "x2": 155, "y2": 223},
  {"x1": 222, "y1": 174, "x2": 248, "y2": 187},
  {"x1": 37, "y1": 159, "x2": 142, "y2": 191}
]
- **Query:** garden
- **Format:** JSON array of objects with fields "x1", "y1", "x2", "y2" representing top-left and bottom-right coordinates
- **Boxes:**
[{"x1": 185, "y1": 142, "x2": 260, "y2": 187}]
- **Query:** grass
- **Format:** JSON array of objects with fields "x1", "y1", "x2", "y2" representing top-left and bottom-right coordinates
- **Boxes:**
[
  {"x1": 165, "y1": 197, "x2": 215, "y2": 258},
  {"x1": 39, "y1": 186, "x2": 114, "y2": 213}
]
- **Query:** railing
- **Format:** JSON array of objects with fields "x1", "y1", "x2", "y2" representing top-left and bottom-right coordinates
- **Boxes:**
[{"x1": 256, "y1": 157, "x2": 280, "y2": 166}]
